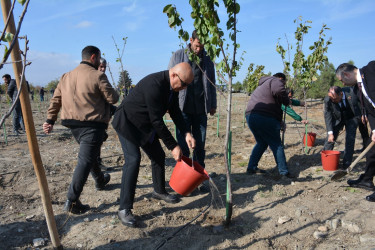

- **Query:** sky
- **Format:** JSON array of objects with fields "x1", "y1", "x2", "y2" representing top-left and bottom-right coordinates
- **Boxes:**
[{"x1": 1, "y1": 0, "x2": 375, "y2": 87}]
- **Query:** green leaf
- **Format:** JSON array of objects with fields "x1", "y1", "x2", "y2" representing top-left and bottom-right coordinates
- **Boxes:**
[
  {"x1": 235, "y1": 3, "x2": 240, "y2": 14},
  {"x1": 2, "y1": 32, "x2": 14, "y2": 42},
  {"x1": 168, "y1": 16, "x2": 176, "y2": 27},
  {"x1": 182, "y1": 32, "x2": 189, "y2": 41},
  {"x1": 3, "y1": 45, "x2": 8, "y2": 59},
  {"x1": 17, "y1": 0, "x2": 26, "y2": 5},
  {"x1": 163, "y1": 4, "x2": 172, "y2": 13}
]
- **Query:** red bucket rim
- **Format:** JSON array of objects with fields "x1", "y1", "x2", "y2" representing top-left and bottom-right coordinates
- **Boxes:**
[
  {"x1": 179, "y1": 156, "x2": 209, "y2": 179},
  {"x1": 321, "y1": 150, "x2": 340, "y2": 156}
]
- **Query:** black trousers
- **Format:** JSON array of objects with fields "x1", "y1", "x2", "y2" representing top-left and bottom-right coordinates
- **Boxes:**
[
  {"x1": 363, "y1": 132, "x2": 375, "y2": 182},
  {"x1": 358, "y1": 118, "x2": 370, "y2": 147},
  {"x1": 117, "y1": 133, "x2": 166, "y2": 210},
  {"x1": 67, "y1": 127, "x2": 106, "y2": 201}
]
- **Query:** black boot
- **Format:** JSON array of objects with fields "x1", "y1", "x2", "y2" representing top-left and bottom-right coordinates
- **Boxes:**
[
  {"x1": 347, "y1": 174, "x2": 374, "y2": 191},
  {"x1": 152, "y1": 191, "x2": 180, "y2": 203},
  {"x1": 96, "y1": 173, "x2": 111, "y2": 191},
  {"x1": 366, "y1": 192, "x2": 375, "y2": 202},
  {"x1": 118, "y1": 209, "x2": 137, "y2": 227},
  {"x1": 63, "y1": 200, "x2": 90, "y2": 214}
]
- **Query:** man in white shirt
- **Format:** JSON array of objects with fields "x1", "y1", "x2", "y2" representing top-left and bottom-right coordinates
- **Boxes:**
[{"x1": 336, "y1": 62, "x2": 375, "y2": 202}]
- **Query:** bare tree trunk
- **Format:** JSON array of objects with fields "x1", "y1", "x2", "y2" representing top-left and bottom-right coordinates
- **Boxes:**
[
  {"x1": 224, "y1": 75, "x2": 233, "y2": 226},
  {"x1": 1, "y1": 0, "x2": 61, "y2": 248}
]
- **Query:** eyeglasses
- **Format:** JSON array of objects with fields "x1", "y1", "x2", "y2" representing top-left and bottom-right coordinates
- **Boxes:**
[{"x1": 176, "y1": 74, "x2": 188, "y2": 88}]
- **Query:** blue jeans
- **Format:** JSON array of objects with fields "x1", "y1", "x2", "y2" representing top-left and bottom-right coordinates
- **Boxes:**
[
  {"x1": 176, "y1": 112, "x2": 207, "y2": 168},
  {"x1": 246, "y1": 113, "x2": 289, "y2": 175},
  {"x1": 67, "y1": 127, "x2": 106, "y2": 201},
  {"x1": 12, "y1": 100, "x2": 24, "y2": 132}
]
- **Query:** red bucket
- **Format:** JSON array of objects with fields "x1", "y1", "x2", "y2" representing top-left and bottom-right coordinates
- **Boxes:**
[
  {"x1": 169, "y1": 156, "x2": 209, "y2": 196},
  {"x1": 303, "y1": 132, "x2": 316, "y2": 147},
  {"x1": 321, "y1": 150, "x2": 340, "y2": 171}
]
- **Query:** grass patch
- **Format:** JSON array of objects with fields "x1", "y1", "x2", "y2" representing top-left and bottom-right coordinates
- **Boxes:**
[
  {"x1": 344, "y1": 187, "x2": 359, "y2": 193},
  {"x1": 238, "y1": 162, "x2": 247, "y2": 168}
]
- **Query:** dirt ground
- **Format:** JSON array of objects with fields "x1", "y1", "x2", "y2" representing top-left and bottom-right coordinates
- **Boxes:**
[{"x1": 1, "y1": 93, "x2": 375, "y2": 249}]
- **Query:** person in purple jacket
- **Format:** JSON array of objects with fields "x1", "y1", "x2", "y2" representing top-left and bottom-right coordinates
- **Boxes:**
[{"x1": 245, "y1": 73, "x2": 294, "y2": 179}]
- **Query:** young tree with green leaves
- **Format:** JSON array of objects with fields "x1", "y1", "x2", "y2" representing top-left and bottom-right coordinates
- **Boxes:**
[
  {"x1": 276, "y1": 17, "x2": 331, "y2": 104},
  {"x1": 243, "y1": 63, "x2": 270, "y2": 94},
  {"x1": 276, "y1": 17, "x2": 331, "y2": 152},
  {"x1": 164, "y1": 0, "x2": 242, "y2": 225}
]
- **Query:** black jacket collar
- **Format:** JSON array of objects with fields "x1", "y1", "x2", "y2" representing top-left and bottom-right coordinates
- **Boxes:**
[{"x1": 80, "y1": 61, "x2": 97, "y2": 69}]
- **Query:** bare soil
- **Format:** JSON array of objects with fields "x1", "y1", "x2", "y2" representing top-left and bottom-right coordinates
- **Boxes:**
[{"x1": 1, "y1": 93, "x2": 375, "y2": 249}]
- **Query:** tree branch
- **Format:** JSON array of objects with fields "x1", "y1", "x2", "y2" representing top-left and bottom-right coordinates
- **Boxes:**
[{"x1": 0, "y1": 0, "x2": 30, "y2": 70}]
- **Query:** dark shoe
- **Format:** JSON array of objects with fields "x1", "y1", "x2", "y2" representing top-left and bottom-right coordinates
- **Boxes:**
[
  {"x1": 246, "y1": 169, "x2": 267, "y2": 175},
  {"x1": 99, "y1": 163, "x2": 112, "y2": 171},
  {"x1": 63, "y1": 200, "x2": 90, "y2": 214},
  {"x1": 152, "y1": 191, "x2": 180, "y2": 203},
  {"x1": 118, "y1": 209, "x2": 137, "y2": 227},
  {"x1": 198, "y1": 183, "x2": 210, "y2": 193},
  {"x1": 347, "y1": 177, "x2": 374, "y2": 191},
  {"x1": 366, "y1": 192, "x2": 375, "y2": 202},
  {"x1": 281, "y1": 173, "x2": 295, "y2": 179},
  {"x1": 96, "y1": 173, "x2": 111, "y2": 191},
  {"x1": 208, "y1": 172, "x2": 217, "y2": 178}
]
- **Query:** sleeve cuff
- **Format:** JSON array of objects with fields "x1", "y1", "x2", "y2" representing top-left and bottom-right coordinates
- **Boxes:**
[
  {"x1": 46, "y1": 119, "x2": 55, "y2": 125},
  {"x1": 328, "y1": 131, "x2": 333, "y2": 135}
]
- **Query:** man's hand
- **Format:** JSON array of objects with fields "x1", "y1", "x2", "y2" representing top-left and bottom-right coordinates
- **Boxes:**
[
  {"x1": 171, "y1": 145, "x2": 182, "y2": 161},
  {"x1": 280, "y1": 122, "x2": 286, "y2": 132},
  {"x1": 301, "y1": 120, "x2": 309, "y2": 124},
  {"x1": 328, "y1": 134, "x2": 334, "y2": 143},
  {"x1": 43, "y1": 122, "x2": 53, "y2": 134},
  {"x1": 300, "y1": 101, "x2": 306, "y2": 107},
  {"x1": 185, "y1": 132, "x2": 196, "y2": 149},
  {"x1": 210, "y1": 108, "x2": 216, "y2": 116}
]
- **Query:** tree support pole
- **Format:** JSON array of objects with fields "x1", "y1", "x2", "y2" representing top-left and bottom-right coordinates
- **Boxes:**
[{"x1": 1, "y1": 0, "x2": 61, "y2": 248}]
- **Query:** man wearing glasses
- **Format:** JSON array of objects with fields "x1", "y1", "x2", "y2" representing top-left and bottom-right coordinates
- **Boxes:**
[
  {"x1": 336, "y1": 62, "x2": 375, "y2": 202},
  {"x1": 168, "y1": 30, "x2": 217, "y2": 193},
  {"x1": 112, "y1": 62, "x2": 196, "y2": 227}
]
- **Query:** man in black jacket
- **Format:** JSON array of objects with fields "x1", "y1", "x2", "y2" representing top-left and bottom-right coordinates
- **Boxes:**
[
  {"x1": 323, "y1": 86, "x2": 361, "y2": 168},
  {"x1": 3, "y1": 74, "x2": 24, "y2": 135},
  {"x1": 336, "y1": 62, "x2": 375, "y2": 202},
  {"x1": 112, "y1": 62, "x2": 196, "y2": 227}
]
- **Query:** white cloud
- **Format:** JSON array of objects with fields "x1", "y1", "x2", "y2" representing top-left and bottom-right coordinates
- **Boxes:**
[
  {"x1": 75, "y1": 21, "x2": 93, "y2": 28},
  {"x1": 125, "y1": 22, "x2": 139, "y2": 31},
  {"x1": 323, "y1": 0, "x2": 375, "y2": 22},
  {"x1": 23, "y1": 51, "x2": 78, "y2": 86},
  {"x1": 123, "y1": 1, "x2": 137, "y2": 13},
  {"x1": 119, "y1": 1, "x2": 148, "y2": 32},
  {"x1": 32, "y1": 2, "x2": 119, "y2": 25}
]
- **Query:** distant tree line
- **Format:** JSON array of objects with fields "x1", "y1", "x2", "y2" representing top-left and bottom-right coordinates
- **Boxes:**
[{"x1": 240, "y1": 59, "x2": 350, "y2": 99}]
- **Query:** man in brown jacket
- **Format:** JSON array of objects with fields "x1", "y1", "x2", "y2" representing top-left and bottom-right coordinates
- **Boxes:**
[{"x1": 43, "y1": 46, "x2": 119, "y2": 214}]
